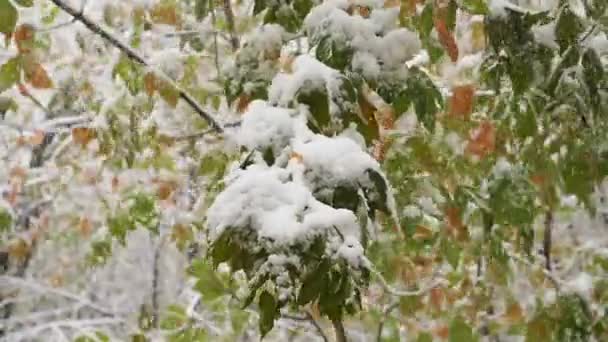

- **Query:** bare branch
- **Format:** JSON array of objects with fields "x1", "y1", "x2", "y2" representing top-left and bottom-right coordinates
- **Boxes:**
[{"x1": 48, "y1": 0, "x2": 224, "y2": 133}]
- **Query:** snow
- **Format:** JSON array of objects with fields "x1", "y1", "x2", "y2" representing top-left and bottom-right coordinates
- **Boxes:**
[
  {"x1": 565, "y1": 272, "x2": 594, "y2": 299},
  {"x1": 586, "y1": 32, "x2": 608, "y2": 56},
  {"x1": 237, "y1": 100, "x2": 300, "y2": 154},
  {"x1": 206, "y1": 165, "x2": 361, "y2": 246},
  {"x1": 337, "y1": 236, "x2": 364, "y2": 267},
  {"x1": 304, "y1": 0, "x2": 420, "y2": 76},
  {"x1": 293, "y1": 134, "x2": 381, "y2": 188},
  {"x1": 268, "y1": 55, "x2": 341, "y2": 111},
  {"x1": 532, "y1": 22, "x2": 558, "y2": 50}
]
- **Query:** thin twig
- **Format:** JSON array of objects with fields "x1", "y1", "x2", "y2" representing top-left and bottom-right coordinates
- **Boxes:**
[
  {"x1": 503, "y1": 243, "x2": 562, "y2": 291},
  {"x1": 543, "y1": 211, "x2": 553, "y2": 271},
  {"x1": 0, "y1": 276, "x2": 118, "y2": 317},
  {"x1": 375, "y1": 300, "x2": 399, "y2": 342},
  {"x1": 306, "y1": 311, "x2": 329, "y2": 342},
  {"x1": 210, "y1": 8, "x2": 222, "y2": 79},
  {"x1": 48, "y1": 0, "x2": 224, "y2": 133},
  {"x1": 222, "y1": 0, "x2": 239, "y2": 51},
  {"x1": 363, "y1": 257, "x2": 444, "y2": 297}
]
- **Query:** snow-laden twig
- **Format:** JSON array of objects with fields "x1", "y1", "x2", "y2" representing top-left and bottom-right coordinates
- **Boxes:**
[
  {"x1": 502, "y1": 243, "x2": 563, "y2": 290},
  {"x1": 2, "y1": 317, "x2": 124, "y2": 341},
  {"x1": 0, "y1": 276, "x2": 119, "y2": 317},
  {"x1": 48, "y1": 0, "x2": 224, "y2": 133},
  {"x1": 362, "y1": 256, "x2": 445, "y2": 297}
]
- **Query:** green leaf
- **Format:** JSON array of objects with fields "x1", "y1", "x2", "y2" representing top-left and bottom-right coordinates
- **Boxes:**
[
  {"x1": 315, "y1": 36, "x2": 352, "y2": 71},
  {"x1": 555, "y1": 6, "x2": 584, "y2": 52},
  {"x1": 449, "y1": 315, "x2": 478, "y2": 342},
  {"x1": 446, "y1": 0, "x2": 458, "y2": 32},
  {"x1": 253, "y1": 0, "x2": 266, "y2": 15},
  {"x1": 0, "y1": 56, "x2": 20, "y2": 93},
  {"x1": 14, "y1": 0, "x2": 33, "y2": 7},
  {"x1": 442, "y1": 237, "x2": 461, "y2": 269},
  {"x1": 297, "y1": 259, "x2": 329, "y2": 305},
  {"x1": 160, "y1": 305, "x2": 187, "y2": 330},
  {"x1": 0, "y1": 209, "x2": 11, "y2": 232},
  {"x1": 209, "y1": 232, "x2": 234, "y2": 266},
  {"x1": 333, "y1": 185, "x2": 359, "y2": 212},
  {"x1": 113, "y1": 54, "x2": 144, "y2": 95},
  {"x1": 460, "y1": 0, "x2": 488, "y2": 14},
  {"x1": 298, "y1": 88, "x2": 331, "y2": 133},
  {"x1": 418, "y1": 4, "x2": 434, "y2": 38},
  {"x1": 365, "y1": 169, "x2": 389, "y2": 215},
  {"x1": 191, "y1": 260, "x2": 226, "y2": 302},
  {"x1": 417, "y1": 332, "x2": 433, "y2": 342},
  {"x1": 0, "y1": 0, "x2": 18, "y2": 36},
  {"x1": 194, "y1": 0, "x2": 208, "y2": 21},
  {"x1": 74, "y1": 332, "x2": 110, "y2": 342},
  {"x1": 406, "y1": 68, "x2": 442, "y2": 132},
  {"x1": 258, "y1": 290, "x2": 278, "y2": 337},
  {"x1": 88, "y1": 240, "x2": 112, "y2": 265}
]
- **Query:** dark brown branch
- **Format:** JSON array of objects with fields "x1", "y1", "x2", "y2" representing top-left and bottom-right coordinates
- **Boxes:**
[
  {"x1": 48, "y1": 0, "x2": 224, "y2": 133},
  {"x1": 543, "y1": 211, "x2": 553, "y2": 271}
]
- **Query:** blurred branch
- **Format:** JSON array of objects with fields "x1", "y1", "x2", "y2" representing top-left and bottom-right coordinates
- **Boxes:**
[
  {"x1": 375, "y1": 300, "x2": 399, "y2": 342},
  {"x1": 0, "y1": 276, "x2": 118, "y2": 317},
  {"x1": 48, "y1": 0, "x2": 224, "y2": 133},
  {"x1": 222, "y1": 0, "x2": 239, "y2": 51}
]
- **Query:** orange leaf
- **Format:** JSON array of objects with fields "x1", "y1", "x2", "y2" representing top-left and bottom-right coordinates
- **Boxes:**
[
  {"x1": 144, "y1": 72, "x2": 157, "y2": 97},
  {"x1": 503, "y1": 302, "x2": 524, "y2": 323},
  {"x1": 157, "y1": 181, "x2": 176, "y2": 200},
  {"x1": 413, "y1": 225, "x2": 434, "y2": 240},
  {"x1": 289, "y1": 151, "x2": 303, "y2": 164},
  {"x1": 449, "y1": 85, "x2": 475, "y2": 119},
  {"x1": 434, "y1": 18, "x2": 458, "y2": 62},
  {"x1": 445, "y1": 206, "x2": 466, "y2": 239},
  {"x1": 236, "y1": 94, "x2": 251, "y2": 114},
  {"x1": 466, "y1": 121, "x2": 495, "y2": 158},
  {"x1": 72, "y1": 127, "x2": 96, "y2": 147},
  {"x1": 28, "y1": 129, "x2": 45, "y2": 146},
  {"x1": 14, "y1": 24, "x2": 35, "y2": 54},
  {"x1": 24, "y1": 62, "x2": 53, "y2": 89},
  {"x1": 434, "y1": 325, "x2": 449, "y2": 339},
  {"x1": 430, "y1": 287, "x2": 444, "y2": 311},
  {"x1": 9, "y1": 166, "x2": 27, "y2": 180},
  {"x1": 78, "y1": 217, "x2": 93, "y2": 237}
]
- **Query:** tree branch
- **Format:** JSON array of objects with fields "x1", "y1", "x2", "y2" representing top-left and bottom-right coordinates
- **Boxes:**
[
  {"x1": 543, "y1": 211, "x2": 553, "y2": 271},
  {"x1": 222, "y1": 0, "x2": 239, "y2": 51},
  {"x1": 48, "y1": 0, "x2": 224, "y2": 133},
  {"x1": 331, "y1": 319, "x2": 347, "y2": 342}
]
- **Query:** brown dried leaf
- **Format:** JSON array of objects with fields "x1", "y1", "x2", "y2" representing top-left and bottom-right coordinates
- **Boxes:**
[
  {"x1": 144, "y1": 72, "x2": 157, "y2": 97},
  {"x1": 466, "y1": 121, "x2": 496, "y2": 158},
  {"x1": 14, "y1": 24, "x2": 35, "y2": 54},
  {"x1": 72, "y1": 127, "x2": 96, "y2": 147},
  {"x1": 434, "y1": 18, "x2": 458, "y2": 62},
  {"x1": 449, "y1": 85, "x2": 475, "y2": 119},
  {"x1": 24, "y1": 62, "x2": 53, "y2": 89},
  {"x1": 150, "y1": 4, "x2": 180, "y2": 27},
  {"x1": 8, "y1": 239, "x2": 30, "y2": 261}
]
